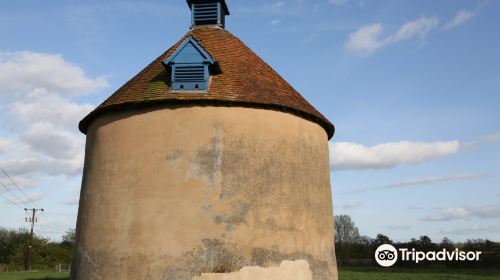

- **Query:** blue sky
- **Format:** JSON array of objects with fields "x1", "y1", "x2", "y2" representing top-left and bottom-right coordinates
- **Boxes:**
[{"x1": 0, "y1": 0, "x2": 499, "y2": 242}]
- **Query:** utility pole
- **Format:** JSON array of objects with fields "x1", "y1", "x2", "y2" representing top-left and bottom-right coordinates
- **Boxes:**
[{"x1": 24, "y1": 208, "x2": 43, "y2": 271}]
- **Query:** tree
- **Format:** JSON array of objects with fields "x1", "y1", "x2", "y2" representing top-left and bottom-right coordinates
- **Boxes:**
[
  {"x1": 418, "y1": 235, "x2": 432, "y2": 246},
  {"x1": 0, "y1": 227, "x2": 75, "y2": 271},
  {"x1": 440, "y1": 237, "x2": 454, "y2": 250},
  {"x1": 62, "y1": 229, "x2": 75, "y2": 246},
  {"x1": 334, "y1": 215, "x2": 360, "y2": 244},
  {"x1": 334, "y1": 215, "x2": 360, "y2": 266},
  {"x1": 417, "y1": 235, "x2": 437, "y2": 252},
  {"x1": 372, "y1": 234, "x2": 392, "y2": 247}
]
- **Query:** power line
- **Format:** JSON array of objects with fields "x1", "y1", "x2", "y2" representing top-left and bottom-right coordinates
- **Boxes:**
[
  {"x1": 37, "y1": 211, "x2": 55, "y2": 238},
  {"x1": 0, "y1": 167, "x2": 54, "y2": 241},
  {"x1": 34, "y1": 217, "x2": 50, "y2": 237},
  {"x1": 0, "y1": 179, "x2": 28, "y2": 207},
  {"x1": 0, "y1": 165, "x2": 40, "y2": 208},
  {"x1": 0, "y1": 167, "x2": 49, "y2": 237},
  {"x1": 0, "y1": 187, "x2": 24, "y2": 209}
]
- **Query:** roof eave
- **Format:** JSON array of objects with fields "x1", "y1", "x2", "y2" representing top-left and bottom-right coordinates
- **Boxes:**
[{"x1": 79, "y1": 100, "x2": 334, "y2": 139}]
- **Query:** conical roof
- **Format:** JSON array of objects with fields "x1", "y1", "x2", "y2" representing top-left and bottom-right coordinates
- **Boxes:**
[{"x1": 79, "y1": 27, "x2": 334, "y2": 139}]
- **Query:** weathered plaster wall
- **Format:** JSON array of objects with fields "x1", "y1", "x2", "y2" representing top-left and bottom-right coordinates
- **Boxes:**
[{"x1": 71, "y1": 106, "x2": 337, "y2": 280}]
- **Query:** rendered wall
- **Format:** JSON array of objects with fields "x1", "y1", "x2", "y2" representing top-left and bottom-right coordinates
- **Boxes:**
[{"x1": 71, "y1": 106, "x2": 337, "y2": 280}]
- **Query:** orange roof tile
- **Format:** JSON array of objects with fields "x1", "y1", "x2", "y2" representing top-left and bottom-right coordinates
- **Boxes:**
[{"x1": 79, "y1": 27, "x2": 334, "y2": 139}]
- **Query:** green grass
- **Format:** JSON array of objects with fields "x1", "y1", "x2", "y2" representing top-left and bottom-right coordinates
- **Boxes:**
[
  {"x1": 0, "y1": 272, "x2": 69, "y2": 280},
  {"x1": 2, "y1": 268, "x2": 500, "y2": 280},
  {"x1": 339, "y1": 266, "x2": 500, "y2": 280}
]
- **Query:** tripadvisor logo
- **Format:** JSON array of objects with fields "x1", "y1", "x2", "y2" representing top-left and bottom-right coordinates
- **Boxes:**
[
  {"x1": 375, "y1": 244, "x2": 398, "y2": 267},
  {"x1": 375, "y1": 244, "x2": 482, "y2": 267}
]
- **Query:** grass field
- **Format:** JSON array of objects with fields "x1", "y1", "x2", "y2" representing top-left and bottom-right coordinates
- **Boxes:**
[
  {"x1": 339, "y1": 266, "x2": 500, "y2": 280},
  {"x1": 1, "y1": 267, "x2": 500, "y2": 279},
  {"x1": 0, "y1": 272, "x2": 68, "y2": 280}
]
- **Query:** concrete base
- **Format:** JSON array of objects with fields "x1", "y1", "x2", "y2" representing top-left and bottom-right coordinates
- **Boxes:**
[{"x1": 194, "y1": 260, "x2": 312, "y2": 280}]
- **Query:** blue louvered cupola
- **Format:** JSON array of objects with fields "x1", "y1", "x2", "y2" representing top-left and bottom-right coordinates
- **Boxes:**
[
  {"x1": 187, "y1": 0, "x2": 230, "y2": 28},
  {"x1": 162, "y1": 36, "x2": 217, "y2": 91}
]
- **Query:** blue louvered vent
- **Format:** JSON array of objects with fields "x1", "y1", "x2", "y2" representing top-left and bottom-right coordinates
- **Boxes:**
[
  {"x1": 192, "y1": 3, "x2": 219, "y2": 26},
  {"x1": 163, "y1": 36, "x2": 216, "y2": 92},
  {"x1": 172, "y1": 65, "x2": 208, "y2": 90},
  {"x1": 187, "y1": 0, "x2": 229, "y2": 28}
]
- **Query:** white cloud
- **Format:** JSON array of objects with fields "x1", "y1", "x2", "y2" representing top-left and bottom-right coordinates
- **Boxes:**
[
  {"x1": 422, "y1": 205, "x2": 500, "y2": 221},
  {"x1": 330, "y1": 140, "x2": 460, "y2": 170},
  {"x1": 269, "y1": 1, "x2": 285, "y2": 12},
  {"x1": 0, "y1": 157, "x2": 83, "y2": 177},
  {"x1": 270, "y1": 19, "x2": 282, "y2": 26},
  {"x1": 463, "y1": 133, "x2": 500, "y2": 148},
  {"x1": 20, "y1": 123, "x2": 85, "y2": 160},
  {"x1": 439, "y1": 225, "x2": 500, "y2": 235},
  {"x1": 7, "y1": 192, "x2": 44, "y2": 205},
  {"x1": 9, "y1": 89, "x2": 94, "y2": 129},
  {"x1": 330, "y1": 133, "x2": 500, "y2": 171},
  {"x1": 342, "y1": 202, "x2": 362, "y2": 209},
  {"x1": 345, "y1": 16, "x2": 439, "y2": 55},
  {"x1": 422, "y1": 208, "x2": 469, "y2": 221},
  {"x1": 393, "y1": 17, "x2": 439, "y2": 41},
  {"x1": 0, "y1": 51, "x2": 107, "y2": 97},
  {"x1": 329, "y1": 0, "x2": 364, "y2": 7},
  {"x1": 385, "y1": 224, "x2": 411, "y2": 230},
  {"x1": 0, "y1": 140, "x2": 12, "y2": 154},
  {"x1": 0, "y1": 51, "x2": 106, "y2": 179},
  {"x1": 443, "y1": 10, "x2": 475, "y2": 30},
  {"x1": 329, "y1": 0, "x2": 349, "y2": 6},
  {"x1": 345, "y1": 173, "x2": 482, "y2": 194},
  {"x1": 0, "y1": 174, "x2": 37, "y2": 190},
  {"x1": 469, "y1": 205, "x2": 500, "y2": 219},
  {"x1": 345, "y1": 24, "x2": 387, "y2": 55},
  {"x1": 385, "y1": 173, "x2": 482, "y2": 188}
]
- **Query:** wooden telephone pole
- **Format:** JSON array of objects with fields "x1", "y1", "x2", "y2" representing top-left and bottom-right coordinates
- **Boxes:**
[{"x1": 24, "y1": 208, "x2": 43, "y2": 271}]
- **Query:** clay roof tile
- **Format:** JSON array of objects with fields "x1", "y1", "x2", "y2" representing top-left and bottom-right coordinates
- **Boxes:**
[{"x1": 79, "y1": 27, "x2": 334, "y2": 139}]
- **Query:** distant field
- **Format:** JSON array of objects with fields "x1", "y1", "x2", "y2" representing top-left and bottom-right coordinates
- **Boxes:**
[
  {"x1": 2, "y1": 267, "x2": 500, "y2": 280},
  {"x1": 0, "y1": 272, "x2": 69, "y2": 280},
  {"x1": 339, "y1": 266, "x2": 500, "y2": 280}
]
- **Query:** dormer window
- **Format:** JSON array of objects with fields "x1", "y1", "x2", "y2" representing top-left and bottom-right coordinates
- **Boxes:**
[
  {"x1": 162, "y1": 36, "x2": 217, "y2": 91},
  {"x1": 187, "y1": 0, "x2": 230, "y2": 28}
]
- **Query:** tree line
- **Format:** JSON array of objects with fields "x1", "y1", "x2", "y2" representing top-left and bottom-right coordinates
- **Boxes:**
[
  {"x1": 334, "y1": 215, "x2": 500, "y2": 268},
  {"x1": 0, "y1": 227, "x2": 74, "y2": 272},
  {"x1": 2, "y1": 216, "x2": 500, "y2": 271}
]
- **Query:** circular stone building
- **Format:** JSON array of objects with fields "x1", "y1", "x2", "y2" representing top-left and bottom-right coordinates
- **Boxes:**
[{"x1": 71, "y1": 1, "x2": 337, "y2": 280}]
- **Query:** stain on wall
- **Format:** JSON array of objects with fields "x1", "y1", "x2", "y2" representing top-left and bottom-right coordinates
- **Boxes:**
[{"x1": 71, "y1": 106, "x2": 337, "y2": 280}]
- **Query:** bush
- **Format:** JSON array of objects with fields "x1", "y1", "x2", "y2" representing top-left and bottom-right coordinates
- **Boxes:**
[{"x1": 0, "y1": 228, "x2": 74, "y2": 271}]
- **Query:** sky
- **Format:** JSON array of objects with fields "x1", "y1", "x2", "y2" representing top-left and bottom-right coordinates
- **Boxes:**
[{"x1": 0, "y1": 0, "x2": 499, "y2": 243}]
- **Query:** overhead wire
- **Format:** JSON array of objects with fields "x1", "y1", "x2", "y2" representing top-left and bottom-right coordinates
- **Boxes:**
[
  {"x1": 0, "y1": 166, "x2": 74, "y2": 240},
  {"x1": 0, "y1": 187, "x2": 25, "y2": 209},
  {"x1": 0, "y1": 165, "x2": 41, "y2": 208},
  {"x1": 0, "y1": 165, "x2": 49, "y2": 239},
  {"x1": 39, "y1": 210, "x2": 64, "y2": 240},
  {"x1": 0, "y1": 179, "x2": 27, "y2": 208}
]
